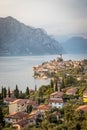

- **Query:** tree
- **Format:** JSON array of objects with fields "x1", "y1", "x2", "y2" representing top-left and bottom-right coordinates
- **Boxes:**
[
  {"x1": 55, "y1": 80, "x2": 58, "y2": 91},
  {"x1": 3, "y1": 87, "x2": 7, "y2": 98},
  {"x1": 14, "y1": 85, "x2": 19, "y2": 98},
  {"x1": 8, "y1": 87, "x2": 10, "y2": 98},
  {"x1": 1, "y1": 87, "x2": 7, "y2": 98},
  {"x1": 19, "y1": 91, "x2": 26, "y2": 99},
  {"x1": 26, "y1": 87, "x2": 29, "y2": 95},
  {"x1": 0, "y1": 107, "x2": 4, "y2": 129},
  {"x1": 1, "y1": 86, "x2": 3, "y2": 99},
  {"x1": 26, "y1": 87, "x2": 30, "y2": 98},
  {"x1": 50, "y1": 79, "x2": 54, "y2": 88},
  {"x1": 64, "y1": 76, "x2": 76, "y2": 87},
  {"x1": 27, "y1": 105, "x2": 32, "y2": 113},
  {"x1": 35, "y1": 85, "x2": 37, "y2": 91},
  {"x1": 61, "y1": 78, "x2": 65, "y2": 88}
]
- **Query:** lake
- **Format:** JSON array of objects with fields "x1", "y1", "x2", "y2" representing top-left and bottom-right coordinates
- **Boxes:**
[{"x1": 0, "y1": 54, "x2": 87, "y2": 92}]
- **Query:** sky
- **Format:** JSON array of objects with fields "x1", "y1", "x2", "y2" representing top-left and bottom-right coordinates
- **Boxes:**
[{"x1": 0, "y1": 0, "x2": 87, "y2": 37}]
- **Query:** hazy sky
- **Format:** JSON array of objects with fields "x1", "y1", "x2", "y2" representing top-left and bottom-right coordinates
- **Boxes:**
[{"x1": 0, "y1": 0, "x2": 87, "y2": 37}]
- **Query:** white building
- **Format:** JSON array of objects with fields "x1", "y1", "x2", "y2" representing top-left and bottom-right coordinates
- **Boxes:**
[
  {"x1": 49, "y1": 98, "x2": 64, "y2": 108},
  {"x1": 49, "y1": 91, "x2": 64, "y2": 108}
]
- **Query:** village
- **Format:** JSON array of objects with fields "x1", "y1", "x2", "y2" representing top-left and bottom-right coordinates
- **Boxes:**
[
  {"x1": 0, "y1": 55, "x2": 87, "y2": 130},
  {"x1": 33, "y1": 55, "x2": 87, "y2": 80}
]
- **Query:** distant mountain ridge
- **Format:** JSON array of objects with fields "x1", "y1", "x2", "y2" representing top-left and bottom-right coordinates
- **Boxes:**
[
  {"x1": 0, "y1": 16, "x2": 64, "y2": 56},
  {"x1": 60, "y1": 36, "x2": 87, "y2": 54}
]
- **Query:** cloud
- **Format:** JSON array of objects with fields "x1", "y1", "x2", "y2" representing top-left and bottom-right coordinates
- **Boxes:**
[{"x1": 0, "y1": 0, "x2": 87, "y2": 36}]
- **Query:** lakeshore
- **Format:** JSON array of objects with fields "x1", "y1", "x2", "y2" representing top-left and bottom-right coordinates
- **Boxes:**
[
  {"x1": 33, "y1": 55, "x2": 87, "y2": 80},
  {"x1": 0, "y1": 54, "x2": 87, "y2": 91},
  {"x1": 0, "y1": 54, "x2": 87, "y2": 130}
]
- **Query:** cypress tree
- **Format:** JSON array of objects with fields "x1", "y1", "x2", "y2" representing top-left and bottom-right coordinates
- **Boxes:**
[
  {"x1": 8, "y1": 87, "x2": 11, "y2": 98},
  {"x1": 3, "y1": 87, "x2": 7, "y2": 98},
  {"x1": 26, "y1": 86, "x2": 29, "y2": 95},
  {"x1": 35, "y1": 84, "x2": 37, "y2": 91},
  {"x1": 14, "y1": 85, "x2": 19, "y2": 98},
  {"x1": 0, "y1": 107, "x2": 4, "y2": 128},
  {"x1": 61, "y1": 78, "x2": 65, "y2": 88},
  {"x1": 1, "y1": 86, "x2": 3, "y2": 99},
  {"x1": 55, "y1": 80, "x2": 58, "y2": 91},
  {"x1": 50, "y1": 79, "x2": 54, "y2": 88}
]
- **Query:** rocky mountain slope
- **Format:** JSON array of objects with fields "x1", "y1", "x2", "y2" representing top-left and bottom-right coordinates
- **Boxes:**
[{"x1": 0, "y1": 16, "x2": 64, "y2": 56}]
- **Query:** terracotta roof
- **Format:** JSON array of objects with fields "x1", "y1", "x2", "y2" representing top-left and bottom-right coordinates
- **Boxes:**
[
  {"x1": 38, "y1": 104, "x2": 52, "y2": 111},
  {"x1": 50, "y1": 91, "x2": 63, "y2": 97},
  {"x1": 6, "y1": 112, "x2": 27, "y2": 119},
  {"x1": 9, "y1": 99, "x2": 21, "y2": 104},
  {"x1": 26, "y1": 99, "x2": 36, "y2": 106},
  {"x1": 4, "y1": 97, "x2": 17, "y2": 103},
  {"x1": 66, "y1": 87, "x2": 78, "y2": 95},
  {"x1": 9, "y1": 99, "x2": 36, "y2": 106},
  {"x1": 53, "y1": 111, "x2": 61, "y2": 116},
  {"x1": 83, "y1": 89, "x2": 87, "y2": 95},
  {"x1": 27, "y1": 110, "x2": 37, "y2": 117},
  {"x1": 76, "y1": 105, "x2": 87, "y2": 111},
  {"x1": 14, "y1": 119, "x2": 28, "y2": 127},
  {"x1": 49, "y1": 98, "x2": 63, "y2": 103},
  {"x1": 27, "y1": 110, "x2": 42, "y2": 119}
]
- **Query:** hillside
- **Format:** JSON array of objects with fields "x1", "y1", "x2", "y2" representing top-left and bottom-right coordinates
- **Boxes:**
[
  {"x1": 0, "y1": 16, "x2": 64, "y2": 56},
  {"x1": 61, "y1": 37, "x2": 87, "y2": 54}
]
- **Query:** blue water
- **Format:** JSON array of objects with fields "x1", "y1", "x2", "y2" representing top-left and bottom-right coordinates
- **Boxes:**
[{"x1": 0, "y1": 54, "x2": 87, "y2": 91}]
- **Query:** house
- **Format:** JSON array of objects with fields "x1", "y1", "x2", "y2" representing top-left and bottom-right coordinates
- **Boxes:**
[
  {"x1": 4, "y1": 111, "x2": 27, "y2": 124},
  {"x1": 13, "y1": 119, "x2": 28, "y2": 130},
  {"x1": 37, "y1": 104, "x2": 52, "y2": 113},
  {"x1": 83, "y1": 89, "x2": 87, "y2": 102},
  {"x1": 66, "y1": 87, "x2": 78, "y2": 95},
  {"x1": 4, "y1": 112, "x2": 28, "y2": 130},
  {"x1": 76, "y1": 105, "x2": 87, "y2": 112},
  {"x1": 26, "y1": 99, "x2": 37, "y2": 109},
  {"x1": 27, "y1": 104, "x2": 51, "y2": 124},
  {"x1": 9, "y1": 99, "x2": 27, "y2": 114},
  {"x1": 3, "y1": 97, "x2": 17, "y2": 105},
  {"x1": 27, "y1": 110, "x2": 44, "y2": 126},
  {"x1": 27, "y1": 110, "x2": 37, "y2": 124},
  {"x1": 50, "y1": 91, "x2": 63, "y2": 98},
  {"x1": 52, "y1": 111, "x2": 61, "y2": 120},
  {"x1": 49, "y1": 91, "x2": 64, "y2": 108},
  {"x1": 49, "y1": 98, "x2": 64, "y2": 108},
  {"x1": 9, "y1": 99, "x2": 37, "y2": 114}
]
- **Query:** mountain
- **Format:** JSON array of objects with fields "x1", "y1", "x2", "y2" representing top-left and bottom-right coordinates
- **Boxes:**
[
  {"x1": 61, "y1": 37, "x2": 87, "y2": 54},
  {"x1": 0, "y1": 16, "x2": 64, "y2": 56},
  {"x1": 53, "y1": 35, "x2": 70, "y2": 43}
]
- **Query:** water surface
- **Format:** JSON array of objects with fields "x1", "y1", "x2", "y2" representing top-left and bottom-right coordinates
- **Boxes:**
[{"x1": 0, "y1": 54, "x2": 87, "y2": 91}]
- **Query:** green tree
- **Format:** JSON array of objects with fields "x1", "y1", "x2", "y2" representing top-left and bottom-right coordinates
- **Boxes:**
[
  {"x1": 50, "y1": 79, "x2": 54, "y2": 88},
  {"x1": 61, "y1": 78, "x2": 65, "y2": 88},
  {"x1": 19, "y1": 91, "x2": 26, "y2": 99},
  {"x1": 0, "y1": 107, "x2": 4, "y2": 129},
  {"x1": 1, "y1": 87, "x2": 7, "y2": 98},
  {"x1": 8, "y1": 87, "x2": 10, "y2": 98},
  {"x1": 64, "y1": 76, "x2": 76, "y2": 87},
  {"x1": 14, "y1": 85, "x2": 19, "y2": 98},
  {"x1": 35, "y1": 84, "x2": 37, "y2": 91},
  {"x1": 26, "y1": 86, "x2": 30, "y2": 98},
  {"x1": 3, "y1": 87, "x2": 7, "y2": 98},
  {"x1": 55, "y1": 80, "x2": 58, "y2": 91},
  {"x1": 1, "y1": 86, "x2": 3, "y2": 99},
  {"x1": 27, "y1": 105, "x2": 32, "y2": 113}
]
